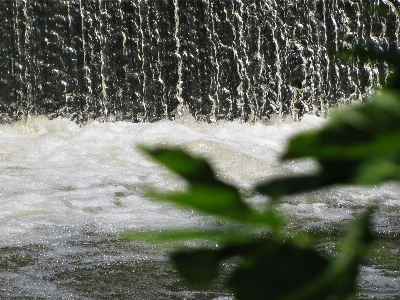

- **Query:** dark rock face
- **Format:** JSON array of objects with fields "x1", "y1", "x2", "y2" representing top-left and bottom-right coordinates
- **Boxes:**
[{"x1": 0, "y1": 0, "x2": 398, "y2": 123}]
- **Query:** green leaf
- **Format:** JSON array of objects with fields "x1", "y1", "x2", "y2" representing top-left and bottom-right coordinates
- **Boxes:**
[
  {"x1": 229, "y1": 244, "x2": 329, "y2": 300},
  {"x1": 172, "y1": 249, "x2": 220, "y2": 284},
  {"x1": 340, "y1": 45, "x2": 400, "y2": 92},
  {"x1": 147, "y1": 184, "x2": 251, "y2": 221},
  {"x1": 256, "y1": 175, "x2": 327, "y2": 197},
  {"x1": 353, "y1": 157, "x2": 400, "y2": 184},
  {"x1": 148, "y1": 186, "x2": 284, "y2": 227},
  {"x1": 256, "y1": 160, "x2": 359, "y2": 196},
  {"x1": 251, "y1": 208, "x2": 286, "y2": 229},
  {"x1": 284, "y1": 91, "x2": 400, "y2": 161},
  {"x1": 340, "y1": 45, "x2": 400, "y2": 66},
  {"x1": 141, "y1": 146, "x2": 285, "y2": 227},
  {"x1": 281, "y1": 210, "x2": 374, "y2": 300},
  {"x1": 256, "y1": 91, "x2": 400, "y2": 195},
  {"x1": 121, "y1": 228, "x2": 256, "y2": 244},
  {"x1": 139, "y1": 146, "x2": 218, "y2": 186}
]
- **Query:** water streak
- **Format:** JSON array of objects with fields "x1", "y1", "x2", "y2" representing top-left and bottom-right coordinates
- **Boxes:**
[{"x1": 0, "y1": 0, "x2": 398, "y2": 123}]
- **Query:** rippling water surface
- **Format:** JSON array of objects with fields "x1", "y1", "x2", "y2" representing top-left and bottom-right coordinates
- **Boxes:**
[{"x1": 0, "y1": 116, "x2": 399, "y2": 299}]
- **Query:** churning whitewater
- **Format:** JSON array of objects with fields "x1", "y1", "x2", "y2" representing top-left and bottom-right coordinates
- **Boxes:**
[
  {"x1": 0, "y1": 117, "x2": 399, "y2": 299},
  {"x1": 0, "y1": 116, "x2": 324, "y2": 244}
]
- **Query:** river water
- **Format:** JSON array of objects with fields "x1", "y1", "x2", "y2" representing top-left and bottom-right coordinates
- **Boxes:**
[{"x1": 0, "y1": 116, "x2": 399, "y2": 299}]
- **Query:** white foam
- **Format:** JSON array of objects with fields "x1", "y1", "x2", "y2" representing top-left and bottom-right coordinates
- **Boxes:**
[{"x1": 0, "y1": 116, "x2": 397, "y2": 245}]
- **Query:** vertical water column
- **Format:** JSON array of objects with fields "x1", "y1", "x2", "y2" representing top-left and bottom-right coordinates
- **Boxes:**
[
  {"x1": 0, "y1": 0, "x2": 399, "y2": 123},
  {"x1": 231, "y1": 1, "x2": 250, "y2": 121},
  {"x1": 310, "y1": 0, "x2": 328, "y2": 115},
  {"x1": 64, "y1": 0, "x2": 93, "y2": 120},
  {"x1": 175, "y1": 0, "x2": 214, "y2": 120},
  {"x1": 99, "y1": 1, "x2": 125, "y2": 118},
  {"x1": 81, "y1": 0, "x2": 105, "y2": 120},
  {"x1": 211, "y1": 1, "x2": 241, "y2": 120},
  {"x1": 119, "y1": 1, "x2": 146, "y2": 122},
  {"x1": 262, "y1": 2, "x2": 282, "y2": 119},
  {"x1": 21, "y1": 1, "x2": 35, "y2": 116},
  {"x1": 0, "y1": 1, "x2": 18, "y2": 120},
  {"x1": 158, "y1": 0, "x2": 180, "y2": 120},
  {"x1": 354, "y1": 0, "x2": 397, "y2": 95}
]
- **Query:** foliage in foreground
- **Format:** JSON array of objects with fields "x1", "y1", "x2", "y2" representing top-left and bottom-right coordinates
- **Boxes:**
[{"x1": 124, "y1": 45, "x2": 400, "y2": 300}]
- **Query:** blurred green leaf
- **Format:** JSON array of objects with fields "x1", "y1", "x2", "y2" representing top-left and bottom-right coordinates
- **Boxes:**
[
  {"x1": 148, "y1": 186, "x2": 284, "y2": 227},
  {"x1": 354, "y1": 158, "x2": 400, "y2": 184},
  {"x1": 128, "y1": 32, "x2": 399, "y2": 300},
  {"x1": 284, "y1": 91, "x2": 400, "y2": 161},
  {"x1": 171, "y1": 249, "x2": 221, "y2": 284},
  {"x1": 366, "y1": 240, "x2": 400, "y2": 270},
  {"x1": 324, "y1": 209, "x2": 373, "y2": 296},
  {"x1": 340, "y1": 45, "x2": 400, "y2": 67},
  {"x1": 122, "y1": 228, "x2": 256, "y2": 244},
  {"x1": 252, "y1": 208, "x2": 286, "y2": 228},
  {"x1": 229, "y1": 244, "x2": 329, "y2": 300},
  {"x1": 341, "y1": 45, "x2": 400, "y2": 92},
  {"x1": 256, "y1": 175, "x2": 326, "y2": 197},
  {"x1": 139, "y1": 146, "x2": 218, "y2": 186},
  {"x1": 170, "y1": 239, "x2": 273, "y2": 285},
  {"x1": 282, "y1": 210, "x2": 373, "y2": 300},
  {"x1": 257, "y1": 91, "x2": 400, "y2": 196},
  {"x1": 256, "y1": 160, "x2": 358, "y2": 196},
  {"x1": 141, "y1": 146, "x2": 285, "y2": 227},
  {"x1": 161, "y1": 211, "x2": 372, "y2": 300},
  {"x1": 148, "y1": 185, "x2": 251, "y2": 221}
]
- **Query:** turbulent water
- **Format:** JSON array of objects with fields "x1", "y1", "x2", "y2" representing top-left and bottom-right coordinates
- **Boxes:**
[
  {"x1": 1, "y1": 0, "x2": 399, "y2": 122},
  {"x1": 1, "y1": 1, "x2": 400, "y2": 298},
  {"x1": 0, "y1": 116, "x2": 399, "y2": 299}
]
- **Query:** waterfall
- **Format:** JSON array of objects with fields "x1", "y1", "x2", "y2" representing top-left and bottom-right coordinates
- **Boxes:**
[
  {"x1": 1, "y1": 2, "x2": 400, "y2": 297},
  {"x1": 0, "y1": 0, "x2": 399, "y2": 123}
]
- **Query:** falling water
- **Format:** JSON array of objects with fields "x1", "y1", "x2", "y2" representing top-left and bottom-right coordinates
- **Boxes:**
[
  {"x1": 1, "y1": 1, "x2": 400, "y2": 299},
  {"x1": 0, "y1": 0, "x2": 399, "y2": 123}
]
